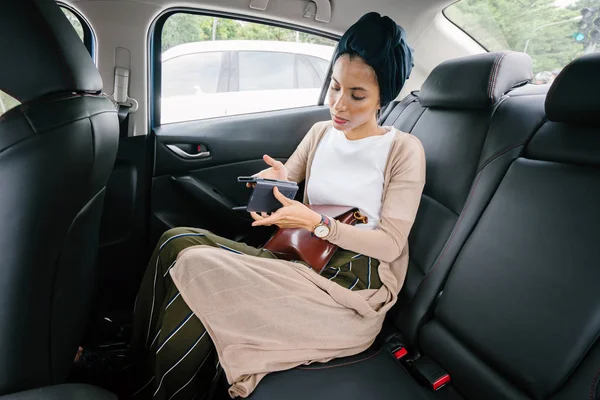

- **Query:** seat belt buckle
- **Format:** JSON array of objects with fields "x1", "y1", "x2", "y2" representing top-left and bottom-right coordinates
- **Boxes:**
[
  {"x1": 410, "y1": 355, "x2": 451, "y2": 391},
  {"x1": 392, "y1": 345, "x2": 408, "y2": 361},
  {"x1": 386, "y1": 332, "x2": 410, "y2": 362}
]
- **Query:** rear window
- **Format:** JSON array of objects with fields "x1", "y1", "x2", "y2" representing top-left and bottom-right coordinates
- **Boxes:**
[
  {"x1": 0, "y1": 91, "x2": 20, "y2": 117},
  {"x1": 445, "y1": 0, "x2": 600, "y2": 84}
]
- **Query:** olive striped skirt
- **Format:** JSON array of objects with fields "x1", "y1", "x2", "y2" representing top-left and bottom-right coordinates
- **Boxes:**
[{"x1": 129, "y1": 227, "x2": 381, "y2": 399}]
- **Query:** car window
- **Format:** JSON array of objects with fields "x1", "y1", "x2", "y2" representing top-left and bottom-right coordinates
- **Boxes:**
[
  {"x1": 305, "y1": 55, "x2": 330, "y2": 80},
  {"x1": 0, "y1": 91, "x2": 20, "y2": 117},
  {"x1": 162, "y1": 52, "x2": 223, "y2": 97},
  {"x1": 445, "y1": 0, "x2": 600, "y2": 84},
  {"x1": 62, "y1": 8, "x2": 84, "y2": 41},
  {"x1": 158, "y1": 13, "x2": 337, "y2": 124},
  {"x1": 297, "y1": 56, "x2": 322, "y2": 89},
  {"x1": 239, "y1": 51, "x2": 295, "y2": 91}
]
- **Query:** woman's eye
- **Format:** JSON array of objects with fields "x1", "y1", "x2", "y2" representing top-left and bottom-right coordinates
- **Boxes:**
[
  {"x1": 352, "y1": 95, "x2": 366, "y2": 101},
  {"x1": 330, "y1": 86, "x2": 341, "y2": 91}
]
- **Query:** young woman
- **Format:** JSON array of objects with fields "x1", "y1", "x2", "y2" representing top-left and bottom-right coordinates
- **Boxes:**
[{"x1": 130, "y1": 12, "x2": 425, "y2": 399}]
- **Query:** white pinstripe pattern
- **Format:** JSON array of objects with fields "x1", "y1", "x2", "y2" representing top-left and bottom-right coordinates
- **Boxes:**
[
  {"x1": 146, "y1": 233, "x2": 206, "y2": 346},
  {"x1": 157, "y1": 313, "x2": 195, "y2": 354},
  {"x1": 216, "y1": 243, "x2": 244, "y2": 254},
  {"x1": 149, "y1": 329, "x2": 161, "y2": 349},
  {"x1": 328, "y1": 268, "x2": 341, "y2": 280},
  {"x1": 145, "y1": 257, "x2": 159, "y2": 346},
  {"x1": 132, "y1": 376, "x2": 154, "y2": 398},
  {"x1": 159, "y1": 233, "x2": 206, "y2": 250},
  {"x1": 349, "y1": 277, "x2": 360, "y2": 290},
  {"x1": 165, "y1": 293, "x2": 180, "y2": 310},
  {"x1": 163, "y1": 260, "x2": 177, "y2": 277},
  {"x1": 167, "y1": 351, "x2": 213, "y2": 400},
  {"x1": 153, "y1": 331, "x2": 208, "y2": 397},
  {"x1": 351, "y1": 253, "x2": 363, "y2": 259}
]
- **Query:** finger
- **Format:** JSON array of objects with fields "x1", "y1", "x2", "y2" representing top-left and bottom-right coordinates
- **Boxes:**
[
  {"x1": 250, "y1": 212, "x2": 263, "y2": 221},
  {"x1": 252, "y1": 211, "x2": 282, "y2": 226},
  {"x1": 246, "y1": 182, "x2": 256, "y2": 188},
  {"x1": 263, "y1": 155, "x2": 284, "y2": 170},
  {"x1": 273, "y1": 186, "x2": 293, "y2": 205},
  {"x1": 261, "y1": 212, "x2": 270, "y2": 218}
]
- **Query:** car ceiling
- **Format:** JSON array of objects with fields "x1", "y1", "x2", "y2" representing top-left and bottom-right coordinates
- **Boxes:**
[{"x1": 66, "y1": 0, "x2": 454, "y2": 36}]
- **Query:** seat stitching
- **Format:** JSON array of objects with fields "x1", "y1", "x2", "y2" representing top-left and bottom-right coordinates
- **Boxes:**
[
  {"x1": 421, "y1": 193, "x2": 459, "y2": 217},
  {"x1": 477, "y1": 140, "x2": 529, "y2": 173},
  {"x1": 490, "y1": 52, "x2": 509, "y2": 100},
  {"x1": 297, "y1": 349, "x2": 383, "y2": 370},
  {"x1": 591, "y1": 368, "x2": 600, "y2": 400},
  {"x1": 0, "y1": 109, "x2": 117, "y2": 165},
  {"x1": 478, "y1": 117, "x2": 547, "y2": 173},
  {"x1": 487, "y1": 53, "x2": 504, "y2": 101},
  {"x1": 489, "y1": 52, "x2": 509, "y2": 104},
  {"x1": 421, "y1": 139, "x2": 531, "y2": 287},
  {"x1": 420, "y1": 170, "x2": 483, "y2": 286}
]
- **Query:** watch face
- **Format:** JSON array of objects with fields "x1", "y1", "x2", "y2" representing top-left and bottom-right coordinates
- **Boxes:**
[{"x1": 314, "y1": 225, "x2": 330, "y2": 238}]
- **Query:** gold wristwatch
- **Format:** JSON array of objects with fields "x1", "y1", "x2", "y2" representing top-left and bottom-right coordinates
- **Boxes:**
[{"x1": 312, "y1": 214, "x2": 331, "y2": 238}]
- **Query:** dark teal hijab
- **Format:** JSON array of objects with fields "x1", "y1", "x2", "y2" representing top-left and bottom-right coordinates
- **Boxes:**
[{"x1": 334, "y1": 12, "x2": 414, "y2": 107}]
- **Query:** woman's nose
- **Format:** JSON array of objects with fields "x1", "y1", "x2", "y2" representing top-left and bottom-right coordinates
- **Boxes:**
[{"x1": 333, "y1": 95, "x2": 347, "y2": 112}]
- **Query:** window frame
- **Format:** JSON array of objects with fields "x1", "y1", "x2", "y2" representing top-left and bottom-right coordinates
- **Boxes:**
[
  {"x1": 57, "y1": 2, "x2": 97, "y2": 61},
  {"x1": 148, "y1": 8, "x2": 339, "y2": 128}
]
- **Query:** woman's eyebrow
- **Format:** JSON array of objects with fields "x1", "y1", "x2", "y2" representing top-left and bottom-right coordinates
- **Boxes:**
[{"x1": 331, "y1": 77, "x2": 367, "y2": 91}]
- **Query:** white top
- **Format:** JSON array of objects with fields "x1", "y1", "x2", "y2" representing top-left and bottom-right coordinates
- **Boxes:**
[{"x1": 307, "y1": 126, "x2": 396, "y2": 229}]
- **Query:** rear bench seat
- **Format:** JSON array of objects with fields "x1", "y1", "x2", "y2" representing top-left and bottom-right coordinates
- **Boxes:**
[
  {"x1": 249, "y1": 52, "x2": 600, "y2": 400},
  {"x1": 386, "y1": 51, "x2": 541, "y2": 346}
]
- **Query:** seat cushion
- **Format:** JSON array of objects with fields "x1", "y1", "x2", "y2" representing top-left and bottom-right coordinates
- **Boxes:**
[{"x1": 249, "y1": 349, "x2": 463, "y2": 400}]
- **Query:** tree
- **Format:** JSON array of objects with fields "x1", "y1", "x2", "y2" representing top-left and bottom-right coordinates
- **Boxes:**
[
  {"x1": 162, "y1": 14, "x2": 209, "y2": 52},
  {"x1": 61, "y1": 8, "x2": 84, "y2": 41},
  {"x1": 0, "y1": 90, "x2": 20, "y2": 115},
  {"x1": 160, "y1": 14, "x2": 336, "y2": 53},
  {"x1": 445, "y1": 0, "x2": 600, "y2": 74}
]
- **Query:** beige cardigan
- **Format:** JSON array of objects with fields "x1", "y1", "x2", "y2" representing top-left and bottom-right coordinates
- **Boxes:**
[{"x1": 170, "y1": 120, "x2": 425, "y2": 398}]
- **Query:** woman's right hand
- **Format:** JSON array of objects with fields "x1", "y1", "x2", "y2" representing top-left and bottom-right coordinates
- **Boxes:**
[{"x1": 247, "y1": 155, "x2": 288, "y2": 187}]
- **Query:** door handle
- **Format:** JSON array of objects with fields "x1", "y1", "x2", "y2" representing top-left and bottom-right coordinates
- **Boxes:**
[{"x1": 166, "y1": 144, "x2": 211, "y2": 159}]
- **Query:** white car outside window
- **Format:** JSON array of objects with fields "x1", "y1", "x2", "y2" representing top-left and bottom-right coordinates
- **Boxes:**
[{"x1": 161, "y1": 40, "x2": 335, "y2": 124}]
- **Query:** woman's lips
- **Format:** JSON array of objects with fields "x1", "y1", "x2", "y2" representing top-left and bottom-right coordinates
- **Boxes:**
[{"x1": 332, "y1": 115, "x2": 348, "y2": 125}]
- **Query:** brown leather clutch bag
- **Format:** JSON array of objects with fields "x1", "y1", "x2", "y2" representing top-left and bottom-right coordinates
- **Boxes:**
[{"x1": 263, "y1": 204, "x2": 367, "y2": 274}]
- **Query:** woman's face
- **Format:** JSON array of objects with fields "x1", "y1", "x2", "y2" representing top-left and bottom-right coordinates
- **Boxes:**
[{"x1": 328, "y1": 54, "x2": 381, "y2": 132}]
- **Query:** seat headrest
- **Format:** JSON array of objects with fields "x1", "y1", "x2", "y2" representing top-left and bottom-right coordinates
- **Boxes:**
[
  {"x1": 545, "y1": 53, "x2": 600, "y2": 125},
  {"x1": 419, "y1": 52, "x2": 533, "y2": 109},
  {"x1": 0, "y1": 0, "x2": 103, "y2": 104}
]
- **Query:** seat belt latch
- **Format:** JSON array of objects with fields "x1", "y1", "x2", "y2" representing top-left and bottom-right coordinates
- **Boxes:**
[
  {"x1": 411, "y1": 356, "x2": 451, "y2": 391},
  {"x1": 392, "y1": 345, "x2": 408, "y2": 360}
]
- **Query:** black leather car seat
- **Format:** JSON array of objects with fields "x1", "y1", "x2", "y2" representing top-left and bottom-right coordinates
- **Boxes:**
[{"x1": 0, "y1": 0, "x2": 119, "y2": 394}]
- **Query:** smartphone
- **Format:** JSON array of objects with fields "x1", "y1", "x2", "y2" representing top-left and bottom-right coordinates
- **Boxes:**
[{"x1": 237, "y1": 176, "x2": 299, "y2": 213}]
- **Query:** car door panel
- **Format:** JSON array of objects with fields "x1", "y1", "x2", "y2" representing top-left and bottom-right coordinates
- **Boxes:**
[{"x1": 151, "y1": 105, "x2": 329, "y2": 247}]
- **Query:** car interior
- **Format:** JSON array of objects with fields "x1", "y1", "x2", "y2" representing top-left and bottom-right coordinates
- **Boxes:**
[{"x1": 0, "y1": 0, "x2": 599, "y2": 399}]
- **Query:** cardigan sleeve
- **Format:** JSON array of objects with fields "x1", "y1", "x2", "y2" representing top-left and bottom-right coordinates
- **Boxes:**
[{"x1": 322, "y1": 134, "x2": 426, "y2": 263}]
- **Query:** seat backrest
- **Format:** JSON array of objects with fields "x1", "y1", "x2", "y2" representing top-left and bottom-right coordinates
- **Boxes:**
[
  {"x1": 382, "y1": 52, "x2": 544, "y2": 346},
  {"x1": 0, "y1": 0, "x2": 119, "y2": 394},
  {"x1": 418, "y1": 52, "x2": 600, "y2": 399}
]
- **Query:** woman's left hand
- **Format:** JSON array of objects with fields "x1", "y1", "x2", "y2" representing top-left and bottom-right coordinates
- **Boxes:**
[{"x1": 251, "y1": 187, "x2": 322, "y2": 231}]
